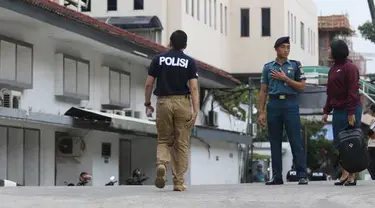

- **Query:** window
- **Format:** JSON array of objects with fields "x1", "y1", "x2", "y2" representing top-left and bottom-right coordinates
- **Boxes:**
[
  {"x1": 224, "y1": 6, "x2": 227, "y2": 35},
  {"x1": 186, "y1": 0, "x2": 189, "y2": 14},
  {"x1": 134, "y1": 0, "x2": 144, "y2": 10},
  {"x1": 192, "y1": 0, "x2": 195, "y2": 17},
  {"x1": 220, "y1": 3, "x2": 223, "y2": 33},
  {"x1": 294, "y1": 16, "x2": 296, "y2": 43},
  {"x1": 133, "y1": 31, "x2": 162, "y2": 44},
  {"x1": 300, "y1": 22, "x2": 305, "y2": 49},
  {"x1": 209, "y1": 0, "x2": 212, "y2": 26},
  {"x1": 290, "y1": 14, "x2": 293, "y2": 40},
  {"x1": 288, "y1": 11, "x2": 291, "y2": 36},
  {"x1": 81, "y1": 0, "x2": 91, "y2": 12},
  {"x1": 204, "y1": 0, "x2": 207, "y2": 24},
  {"x1": 61, "y1": 55, "x2": 90, "y2": 99},
  {"x1": 312, "y1": 32, "x2": 315, "y2": 55},
  {"x1": 109, "y1": 69, "x2": 131, "y2": 107},
  {"x1": 0, "y1": 36, "x2": 33, "y2": 89},
  {"x1": 0, "y1": 127, "x2": 41, "y2": 186},
  {"x1": 240, "y1": 8, "x2": 250, "y2": 37},
  {"x1": 107, "y1": 0, "x2": 117, "y2": 11},
  {"x1": 197, "y1": 0, "x2": 200, "y2": 20},
  {"x1": 308, "y1": 28, "x2": 310, "y2": 53},
  {"x1": 261, "y1": 8, "x2": 271, "y2": 36},
  {"x1": 214, "y1": 0, "x2": 217, "y2": 29}
]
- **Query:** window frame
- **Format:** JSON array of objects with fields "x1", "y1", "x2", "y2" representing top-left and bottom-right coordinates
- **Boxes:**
[
  {"x1": 300, "y1": 22, "x2": 305, "y2": 49},
  {"x1": 0, "y1": 34, "x2": 34, "y2": 90},
  {"x1": 261, "y1": 7, "x2": 271, "y2": 37},
  {"x1": 240, "y1": 8, "x2": 250, "y2": 37},
  {"x1": 107, "y1": 0, "x2": 117, "y2": 11},
  {"x1": 62, "y1": 54, "x2": 91, "y2": 100},
  {"x1": 134, "y1": 0, "x2": 144, "y2": 10},
  {"x1": 108, "y1": 68, "x2": 131, "y2": 108}
]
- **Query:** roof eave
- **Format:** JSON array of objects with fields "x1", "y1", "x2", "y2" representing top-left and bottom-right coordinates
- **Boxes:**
[{"x1": 1, "y1": 0, "x2": 240, "y2": 88}]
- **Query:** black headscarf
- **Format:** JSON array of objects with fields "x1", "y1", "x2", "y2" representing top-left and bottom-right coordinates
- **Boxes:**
[{"x1": 330, "y1": 39, "x2": 349, "y2": 61}]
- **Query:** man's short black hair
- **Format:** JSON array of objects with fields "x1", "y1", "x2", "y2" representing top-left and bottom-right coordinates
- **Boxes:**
[{"x1": 170, "y1": 30, "x2": 187, "y2": 50}]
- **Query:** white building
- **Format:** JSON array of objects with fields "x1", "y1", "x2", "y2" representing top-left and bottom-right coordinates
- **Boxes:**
[
  {"x1": 79, "y1": 0, "x2": 319, "y2": 75},
  {"x1": 0, "y1": 0, "x2": 249, "y2": 186}
]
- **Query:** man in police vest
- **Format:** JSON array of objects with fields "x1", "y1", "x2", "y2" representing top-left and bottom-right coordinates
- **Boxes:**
[
  {"x1": 258, "y1": 36, "x2": 308, "y2": 185},
  {"x1": 144, "y1": 30, "x2": 199, "y2": 191}
]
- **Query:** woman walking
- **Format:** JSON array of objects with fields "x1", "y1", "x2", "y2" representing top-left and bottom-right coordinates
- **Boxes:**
[{"x1": 322, "y1": 39, "x2": 362, "y2": 186}]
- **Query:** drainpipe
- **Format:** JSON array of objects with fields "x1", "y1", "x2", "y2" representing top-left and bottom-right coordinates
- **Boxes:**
[
  {"x1": 242, "y1": 78, "x2": 255, "y2": 183},
  {"x1": 368, "y1": 0, "x2": 375, "y2": 23}
]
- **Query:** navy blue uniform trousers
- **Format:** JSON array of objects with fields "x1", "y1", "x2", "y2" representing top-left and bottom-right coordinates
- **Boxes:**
[{"x1": 267, "y1": 97, "x2": 307, "y2": 180}]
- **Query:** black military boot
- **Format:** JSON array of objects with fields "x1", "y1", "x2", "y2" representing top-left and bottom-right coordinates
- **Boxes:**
[{"x1": 265, "y1": 178, "x2": 284, "y2": 185}]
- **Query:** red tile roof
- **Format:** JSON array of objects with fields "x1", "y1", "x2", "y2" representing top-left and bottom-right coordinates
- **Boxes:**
[{"x1": 20, "y1": 0, "x2": 241, "y2": 84}]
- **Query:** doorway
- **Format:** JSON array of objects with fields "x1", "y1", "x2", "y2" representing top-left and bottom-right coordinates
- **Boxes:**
[{"x1": 119, "y1": 139, "x2": 131, "y2": 185}]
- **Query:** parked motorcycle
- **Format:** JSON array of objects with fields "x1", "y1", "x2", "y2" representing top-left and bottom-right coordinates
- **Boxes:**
[
  {"x1": 125, "y1": 168, "x2": 149, "y2": 185},
  {"x1": 105, "y1": 176, "x2": 117, "y2": 186},
  {"x1": 64, "y1": 172, "x2": 92, "y2": 186}
]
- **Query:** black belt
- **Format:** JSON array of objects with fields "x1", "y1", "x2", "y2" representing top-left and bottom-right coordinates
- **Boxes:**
[{"x1": 269, "y1": 94, "x2": 296, "y2": 100}]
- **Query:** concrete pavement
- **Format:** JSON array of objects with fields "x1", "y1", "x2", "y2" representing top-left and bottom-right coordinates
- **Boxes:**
[{"x1": 0, "y1": 181, "x2": 375, "y2": 208}]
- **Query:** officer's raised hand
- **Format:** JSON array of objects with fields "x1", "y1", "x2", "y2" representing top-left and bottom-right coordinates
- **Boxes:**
[{"x1": 271, "y1": 69, "x2": 288, "y2": 81}]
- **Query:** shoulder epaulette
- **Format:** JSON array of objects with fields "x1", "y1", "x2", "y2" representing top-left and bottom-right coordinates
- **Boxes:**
[{"x1": 264, "y1": 61, "x2": 273, "y2": 67}]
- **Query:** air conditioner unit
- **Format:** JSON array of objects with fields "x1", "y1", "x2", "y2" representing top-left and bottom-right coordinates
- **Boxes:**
[
  {"x1": 0, "y1": 89, "x2": 21, "y2": 109},
  {"x1": 114, "y1": 110, "x2": 126, "y2": 116},
  {"x1": 125, "y1": 110, "x2": 133, "y2": 117},
  {"x1": 56, "y1": 136, "x2": 83, "y2": 157},
  {"x1": 64, "y1": 0, "x2": 89, "y2": 8},
  {"x1": 207, "y1": 110, "x2": 218, "y2": 127},
  {"x1": 100, "y1": 109, "x2": 114, "y2": 114},
  {"x1": 133, "y1": 111, "x2": 141, "y2": 119}
]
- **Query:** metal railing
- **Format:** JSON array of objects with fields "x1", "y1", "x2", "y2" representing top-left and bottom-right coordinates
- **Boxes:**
[{"x1": 303, "y1": 66, "x2": 375, "y2": 104}]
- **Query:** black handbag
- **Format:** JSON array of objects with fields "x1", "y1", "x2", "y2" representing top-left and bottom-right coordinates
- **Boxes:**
[{"x1": 337, "y1": 125, "x2": 369, "y2": 173}]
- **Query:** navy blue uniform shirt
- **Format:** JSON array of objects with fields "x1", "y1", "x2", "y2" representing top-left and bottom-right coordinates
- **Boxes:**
[
  {"x1": 148, "y1": 50, "x2": 198, "y2": 96},
  {"x1": 260, "y1": 59, "x2": 306, "y2": 95}
]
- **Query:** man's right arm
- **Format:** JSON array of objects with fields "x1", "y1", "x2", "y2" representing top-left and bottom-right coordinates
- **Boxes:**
[
  {"x1": 188, "y1": 60, "x2": 199, "y2": 114},
  {"x1": 259, "y1": 65, "x2": 269, "y2": 113}
]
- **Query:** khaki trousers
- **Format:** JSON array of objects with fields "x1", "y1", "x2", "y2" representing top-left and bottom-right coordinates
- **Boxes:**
[{"x1": 156, "y1": 95, "x2": 193, "y2": 186}]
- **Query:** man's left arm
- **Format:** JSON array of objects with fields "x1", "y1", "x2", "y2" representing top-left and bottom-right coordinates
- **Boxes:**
[
  {"x1": 144, "y1": 58, "x2": 159, "y2": 105},
  {"x1": 285, "y1": 61, "x2": 306, "y2": 90}
]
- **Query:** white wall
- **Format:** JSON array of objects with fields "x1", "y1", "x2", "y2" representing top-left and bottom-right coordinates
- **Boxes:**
[
  {"x1": 229, "y1": 0, "x2": 318, "y2": 74},
  {"x1": 80, "y1": 0, "x2": 319, "y2": 74},
  {"x1": 0, "y1": 117, "x2": 119, "y2": 186},
  {"x1": 198, "y1": 94, "x2": 247, "y2": 133},
  {"x1": 284, "y1": 0, "x2": 319, "y2": 66},
  {"x1": 190, "y1": 137, "x2": 240, "y2": 185},
  {"x1": 84, "y1": 0, "x2": 169, "y2": 45},
  {"x1": 182, "y1": 0, "x2": 231, "y2": 71}
]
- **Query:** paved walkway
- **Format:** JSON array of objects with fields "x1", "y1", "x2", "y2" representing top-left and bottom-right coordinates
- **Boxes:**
[{"x1": 0, "y1": 181, "x2": 375, "y2": 208}]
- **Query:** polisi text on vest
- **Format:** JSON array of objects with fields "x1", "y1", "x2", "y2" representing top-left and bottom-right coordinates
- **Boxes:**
[{"x1": 159, "y1": 57, "x2": 189, "y2": 68}]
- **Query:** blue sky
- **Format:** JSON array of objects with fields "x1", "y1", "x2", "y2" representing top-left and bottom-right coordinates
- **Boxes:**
[{"x1": 314, "y1": 0, "x2": 375, "y2": 73}]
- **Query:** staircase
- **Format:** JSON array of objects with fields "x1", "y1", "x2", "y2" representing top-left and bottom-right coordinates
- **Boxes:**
[{"x1": 303, "y1": 66, "x2": 375, "y2": 126}]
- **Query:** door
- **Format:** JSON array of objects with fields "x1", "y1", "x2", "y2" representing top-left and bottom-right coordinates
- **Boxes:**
[{"x1": 119, "y1": 139, "x2": 131, "y2": 185}]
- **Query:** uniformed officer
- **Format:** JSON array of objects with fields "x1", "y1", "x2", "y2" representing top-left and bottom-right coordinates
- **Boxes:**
[
  {"x1": 144, "y1": 30, "x2": 199, "y2": 191},
  {"x1": 258, "y1": 36, "x2": 308, "y2": 185}
]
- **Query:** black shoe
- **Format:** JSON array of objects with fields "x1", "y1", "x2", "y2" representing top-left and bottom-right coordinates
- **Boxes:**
[
  {"x1": 344, "y1": 180, "x2": 357, "y2": 186},
  {"x1": 265, "y1": 178, "x2": 284, "y2": 185},
  {"x1": 334, "y1": 177, "x2": 348, "y2": 186},
  {"x1": 298, "y1": 178, "x2": 308, "y2": 185}
]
